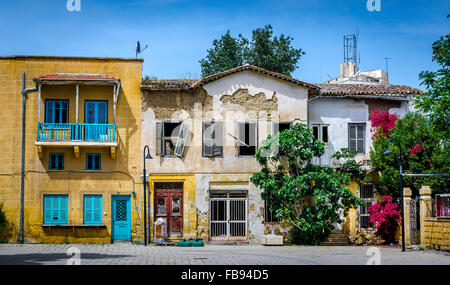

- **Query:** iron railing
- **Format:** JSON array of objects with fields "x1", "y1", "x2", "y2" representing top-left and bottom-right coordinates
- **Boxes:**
[{"x1": 37, "y1": 123, "x2": 116, "y2": 142}]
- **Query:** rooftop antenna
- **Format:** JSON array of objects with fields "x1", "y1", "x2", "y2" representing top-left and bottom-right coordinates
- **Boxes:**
[
  {"x1": 343, "y1": 29, "x2": 359, "y2": 77},
  {"x1": 136, "y1": 41, "x2": 149, "y2": 58},
  {"x1": 384, "y1": 57, "x2": 391, "y2": 83}
]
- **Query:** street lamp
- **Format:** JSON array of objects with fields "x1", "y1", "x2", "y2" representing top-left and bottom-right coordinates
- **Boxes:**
[
  {"x1": 384, "y1": 138, "x2": 405, "y2": 252},
  {"x1": 143, "y1": 145, "x2": 153, "y2": 246}
]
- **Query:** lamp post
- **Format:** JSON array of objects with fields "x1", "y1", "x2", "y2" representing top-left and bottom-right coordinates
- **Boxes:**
[
  {"x1": 384, "y1": 138, "x2": 405, "y2": 252},
  {"x1": 143, "y1": 145, "x2": 153, "y2": 246}
]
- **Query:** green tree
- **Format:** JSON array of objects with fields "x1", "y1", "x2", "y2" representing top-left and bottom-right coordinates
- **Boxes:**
[
  {"x1": 414, "y1": 19, "x2": 449, "y2": 140},
  {"x1": 199, "y1": 30, "x2": 247, "y2": 78},
  {"x1": 200, "y1": 25, "x2": 305, "y2": 77},
  {"x1": 250, "y1": 123, "x2": 363, "y2": 245}
]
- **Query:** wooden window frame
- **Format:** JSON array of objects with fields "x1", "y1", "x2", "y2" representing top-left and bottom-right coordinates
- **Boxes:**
[
  {"x1": 49, "y1": 152, "x2": 64, "y2": 171},
  {"x1": 202, "y1": 121, "x2": 223, "y2": 157},
  {"x1": 86, "y1": 153, "x2": 101, "y2": 171},
  {"x1": 348, "y1": 123, "x2": 366, "y2": 154}
]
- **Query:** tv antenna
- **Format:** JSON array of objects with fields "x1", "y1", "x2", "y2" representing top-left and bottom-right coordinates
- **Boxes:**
[
  {"x1": 384, "y1": 57, "x2": 391, "y2": 82},
  {"x1": 136, "y1": 41, "x2": 149, "y2": 58},
  {"x1": 344, "y1": 29, "x2": 359, "y2": 64}
]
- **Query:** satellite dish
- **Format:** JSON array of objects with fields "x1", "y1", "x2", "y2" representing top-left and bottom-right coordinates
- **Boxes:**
[{"x1": 136, "y1": 41, "x2": 148, "y2": 58}]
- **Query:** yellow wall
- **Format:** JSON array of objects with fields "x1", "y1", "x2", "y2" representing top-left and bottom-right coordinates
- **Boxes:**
[
  {"x1": 422, "y1": 218, "x2": 450, "y2": 251},
  {"x1": 0, "y1": 56, "x2": 143, "y2": 243},
  {"x1": 148, "y1": 174, "x2": 196, "y2": 240}
]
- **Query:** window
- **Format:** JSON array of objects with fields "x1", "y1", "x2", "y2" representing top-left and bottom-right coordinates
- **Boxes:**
[
  {"x1": 202, "y1": 122, "x2": 223, "y2": 157},
  {"x1": 436, "y1": 194, "x2": 450, "y2": 218},
  {"x1": 45, "y1": 100, "x2": 68, "y2": 123},
  {"x1": 238, "y1": 122, "x2": 257, "y2": 156},
  {"x1": 272, "y1": 122, "x2": 291, "y2": 135},
  {"x1": 156, "y1": 122, "x2": 190, "y2": 157},
  {"x1": 359, "y1": 184, "x2": 376, "y2": 229},
  {"x1": 86, "y1": 153, "x2": 101, "y2": 171},
  {"x1": 84, "y1": 195, "x2": 102, "y2": 225},
  {"x1": 348, "y1": 123, "x2": 366, "y2": 153},
  {"x1": 85, "y1": 101, "x2": 107, "y2": 124},
  {"x1": 43, "y1": 195, "x2": 68, "y2": 225},
  {"x1": 49, "y1": 153, "x2": 64, "y2": 170},
  {"x1": 311, "y1": 124, "x2": 330, "y2": 166}
]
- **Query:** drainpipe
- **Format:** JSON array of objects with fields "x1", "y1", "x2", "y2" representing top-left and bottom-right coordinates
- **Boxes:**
[{"x1": 19, "y1": 72, "x2": 37, "y2": 243}]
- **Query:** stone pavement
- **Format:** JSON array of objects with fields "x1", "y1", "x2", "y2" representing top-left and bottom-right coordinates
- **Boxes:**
[{"x1": 0, "y1": 243, "x2": 448, "y2": 265}]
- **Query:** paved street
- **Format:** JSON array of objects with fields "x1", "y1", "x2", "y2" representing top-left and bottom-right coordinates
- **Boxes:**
[{"x1": 0, "y1": 243, "x2": 449, "y2": 265}]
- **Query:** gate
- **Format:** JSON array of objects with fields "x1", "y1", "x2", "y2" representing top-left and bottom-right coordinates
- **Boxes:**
[
  {"x1": 210, "y1": 191, "x2": 247, "y2": 242},
  {"x1": 410, "y1": 197, "x2": 420, "y2": 244}
]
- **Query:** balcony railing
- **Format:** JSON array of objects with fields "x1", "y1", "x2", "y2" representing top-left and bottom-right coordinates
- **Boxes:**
[{"x1": 37, "y1": 123, "x2": 116, "y2": 142}]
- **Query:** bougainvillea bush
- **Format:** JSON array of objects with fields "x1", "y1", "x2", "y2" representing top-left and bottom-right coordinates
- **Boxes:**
[
  {"x1": 369, "y1": 112, "x2": 449, "y2": 198},
  {"x1": 368, "y1": 195, "x2": 401, "y2": 243}
]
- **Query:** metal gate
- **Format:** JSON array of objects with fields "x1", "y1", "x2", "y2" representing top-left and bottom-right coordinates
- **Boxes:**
[
  {"x1": 210, "y1": 192, "x2": 248, "y2": 241},
  {"x1": 410, "y1": 197, "x2": 420, "y2": 244}
]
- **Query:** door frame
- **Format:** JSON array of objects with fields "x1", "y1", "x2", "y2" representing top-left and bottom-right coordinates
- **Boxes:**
[
  {"x1": 84, "y1": 100, "x2": 108, "y2": 124},
  {"x1": 111, "y1": 195, "x2": 131, "y2": 242},
  {"x1": 153, "y1": 182, "x2": 184, "y2": 238},
  {"x1": 209, "y1": 191, "x2": 248, "y2": 242}
]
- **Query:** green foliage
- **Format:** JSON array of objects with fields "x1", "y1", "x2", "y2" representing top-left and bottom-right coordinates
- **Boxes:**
[
  {"x1": 250, "y1": 123, "x2": 363, "y2": 245},
  {"x1": 0, "y1": 203, "x2": 6, "y2": 232},
  {"x1": 200, "y1": 25, "x2": 305, "y2": 77},
  {"x1": 332, "y1": 148, "x2": 366, "y2": 182},
  {"x1": 370, "y1": 112, "x2": 449, "y2": 198},
  {"x1": 414, "y1": 18, "x2": 449, "y2": 140}
]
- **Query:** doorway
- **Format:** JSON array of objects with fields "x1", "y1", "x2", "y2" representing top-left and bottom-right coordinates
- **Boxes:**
[
  {"x1": 111, "y1": 195, "x2": 131, "y2": 241},
  {"x1": 210, "y1": 191, "x2": 248, "y2": 242},
  {"x1": 154, "y1": 182, "x2": 184, "y2": 238}
]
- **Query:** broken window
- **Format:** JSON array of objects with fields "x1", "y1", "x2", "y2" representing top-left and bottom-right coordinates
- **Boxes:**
[
  {"x1": 238, "y1": 122, "x2": 257, "y2": 156},
  {"x1": 202, "y1": 122, "x2": 223, "y2": 157},
  {"x1": 156, "y1": 121, "x2": 190, "y2": 157},
  {"x1": 272, "y1": 122, "x2": 291, "y2": 135},
  {"x1": 348, "y1": 123, "x2": 366, "y2": 153}
]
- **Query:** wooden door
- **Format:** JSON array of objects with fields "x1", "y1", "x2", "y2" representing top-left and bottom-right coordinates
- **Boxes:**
[{"x1": 154, "y1": 182, "x2": 183, "y2": 238}]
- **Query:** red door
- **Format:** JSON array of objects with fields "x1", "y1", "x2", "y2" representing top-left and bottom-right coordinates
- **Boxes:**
[{"x1": 154, "y1": 183, "x2": 183, "y2": 238}]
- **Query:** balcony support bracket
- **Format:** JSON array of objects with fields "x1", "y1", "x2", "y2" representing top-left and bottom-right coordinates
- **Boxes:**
[
  {"x1": 37, "y1": 146, "x2": 43, "y2": 159},
  {"x1": 74, "y1": 146, "x2": 80, "y2": 159},
  {"x1": 111, "y1": 146, "x2": 116, "y2": 159}
]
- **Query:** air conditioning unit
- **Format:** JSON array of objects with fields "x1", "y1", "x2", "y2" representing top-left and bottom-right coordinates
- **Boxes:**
[{"x1": 436, "y1": 194, "x2": 450, "y2": 218}]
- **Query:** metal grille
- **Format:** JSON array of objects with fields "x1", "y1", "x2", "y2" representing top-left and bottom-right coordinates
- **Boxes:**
[
  {"x1": 359, "y1": 184, "x2": 375, "y2": 229},
  {"x1": 116, "y1": 200, "x2": 127, "y2": 221},
  {"x1": 210, "y1": 192, "x2": 247, "y2": 241},
  {"x1": 410, "y1": 197, "x2": 419, "y2": 244}
]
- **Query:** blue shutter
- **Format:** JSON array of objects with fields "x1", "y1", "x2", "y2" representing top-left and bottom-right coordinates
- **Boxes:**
[
  {"x1": 84, "y1": 195, "x2": 102, "y2": 225},
  {"x1": 43, "y1": 195, "x2": 68, "y2": 225}
]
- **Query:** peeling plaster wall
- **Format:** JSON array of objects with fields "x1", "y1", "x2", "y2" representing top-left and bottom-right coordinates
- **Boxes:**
[{"x1": 141, "y1": 71, "x2": 310, "y2": 243}]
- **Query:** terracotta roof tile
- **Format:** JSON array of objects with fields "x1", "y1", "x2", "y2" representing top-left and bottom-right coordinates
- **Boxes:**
[
  {"x1": 191, "y1": 64, "x2": 319, "y2": 90},
  {"x1": 141, "y1": 79, "x2": 197, "y2": 89},
  {"x1": 317, "y1": 83, "x2": 424, "y2": 98},
  {"x1": 33, "y1": 73, "x2": 119, "y2": 83}
]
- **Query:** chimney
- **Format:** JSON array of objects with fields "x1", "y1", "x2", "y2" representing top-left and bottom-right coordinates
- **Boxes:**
[{"x1": 340, "y1": 62, "x2": 359, "y2": 78}]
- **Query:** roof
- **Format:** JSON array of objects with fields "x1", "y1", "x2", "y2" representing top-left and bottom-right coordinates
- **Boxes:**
[
  {"x1": 141, "y1": 65, "x2": 319, "y2": 91},
  {"x1": 317, "y1": 83, "x2": 424, "y2": 99},
  {"x1": 0, "y1": 55, "x2": 143, "y2": 62},
  {"x1": 191, "y1": 64, "x2": 319, "y2": 90},
  {"x1": 33, "y1": 73, "x2": 120, "y2": 84},
  {"x1": 141, "y1": 79, "x2": 197, "y2": 90}
]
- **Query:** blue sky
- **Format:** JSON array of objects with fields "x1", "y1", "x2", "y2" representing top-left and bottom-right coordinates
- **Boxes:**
[{"x1": 1, "y1": 0, "x2": 448, "y2": 88}]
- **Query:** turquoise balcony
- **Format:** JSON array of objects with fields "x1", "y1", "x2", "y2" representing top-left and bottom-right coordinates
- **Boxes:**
[{"x1": 37, "y1": 123, "x2": 116, "y2": 142}]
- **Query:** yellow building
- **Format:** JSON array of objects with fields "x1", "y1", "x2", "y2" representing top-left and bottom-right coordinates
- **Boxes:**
[{"x1": 0, "y1": 56, "x2": 143, "y2": 243}]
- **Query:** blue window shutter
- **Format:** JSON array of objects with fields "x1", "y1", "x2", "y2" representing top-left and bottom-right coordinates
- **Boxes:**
[
  {"x1": 43, "y1": 196, "x2": 52, "y2": 224},
  {"x1": 43, "y1": 195, "x2": 68, "y2": 225},
  {"x1": 84, "y1": 195, "x2": 102, "y2": 224}
]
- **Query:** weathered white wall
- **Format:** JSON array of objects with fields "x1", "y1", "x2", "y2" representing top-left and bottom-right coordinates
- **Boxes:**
[
  {"x1": 309, "y1": 97, "x2": 411, "y2": 166},
  {"x1": 142, "y1": 70, "x2": 310, "y2": 243}
]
